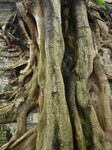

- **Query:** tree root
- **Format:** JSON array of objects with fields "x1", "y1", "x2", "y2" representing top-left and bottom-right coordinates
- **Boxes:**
[
  {"x1": 89, "y1": 7, "x2": 112, "y2": 52},
  {"x1": 0, "y1": 91, "x2": 13, "y2": 99},
  {"x1": 0, "y1": 96, "x2": 38, "y2": 150},
  {"x1": 0, "y1": 101, "x2": 18, "y2": 124},
  {"x1": 20, "y1": 42, "x2": 39, "y2": 75},
  {"x1": 93, "y1": 57, "x2": 112, "y2": 132},
  {"x1": 19, "y1": 69, "x2": 33, "y2": 86},
  {"x1": 10, "y1": 126, "x2": 37, "y2": 149},
  {"x1": 0, "y1": 53, "x2": 21, "y2": 58},
  {"x1": 0, "y1": 126, "x2": 37, "y2": 150},
  {"x1": 4, "y1": 60, "x2": 27, "y2": 71},
  {"x1": 10, "y1": 77, "x2": 19, "y2": 85},
  {"x1": 0, "y1": 32, "x2": 10, "y2": 46},
  {"x1": 17, "y1": 132, "x2": 37, "y2": 150}
]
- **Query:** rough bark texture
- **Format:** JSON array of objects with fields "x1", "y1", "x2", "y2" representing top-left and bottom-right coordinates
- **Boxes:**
[{"x1": 0, "y1": 0, "x2": 112, "y2": 150}]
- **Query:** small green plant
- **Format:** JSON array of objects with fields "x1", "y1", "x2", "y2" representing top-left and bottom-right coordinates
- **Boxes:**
[{"x1": 96, "y1": 0, "x2": 106, "y2": 9}]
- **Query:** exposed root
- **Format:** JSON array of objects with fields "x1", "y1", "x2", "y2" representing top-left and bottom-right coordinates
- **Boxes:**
[
  {"x1": 0, "y1": 96, "x2": 25, "y2": 124},
  {"x1": 1, "y1": 0, "x2": 112, "y2": 150},
  {"x1": 0, "y1": 33, "x2": 10, "y2": 46},
  {"x1": 7, "y1": 87, "x2": 24, "y2": 101},
  {"x1": 0, "y1": 91, "x2": 13, "y2": 99},
  {"x1": 15, "y1": 1, "x2": 39, "y2": 76},
  {"x1": 10, "y1": 126, "x2": 37, "y2": 149},
  {"x1": 0, "y1": 53, "x2": 21, "y2": 58},
  {"x1": 89, "y1": 7, "x2": 112, "y2": 52},
  {"x1": 17, "y1": 132, "x2": 37, "y2": 150},
  {"x1": 10, "y1": 77, "x2": 19, "y2": 85},
  {"x1": 18, "y1": 15, "x2": 31, "y2": 42},
  {"x1": 4, "y1": 59, "x2": 27, "y2": 71},
  {"x1": 19, "y1": 69, "x2": 33, "y2": 85},
  {"x1": 0, "y1": 96, "x2": 38, "y2": 150},
  {"x1": 93, "y1": 57, "x2": 112, "y2": 132}
]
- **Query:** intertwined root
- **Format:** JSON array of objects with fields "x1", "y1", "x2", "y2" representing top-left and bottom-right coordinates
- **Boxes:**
[{"x1": 0, "y1": 1, "x2": 112, "y2": 150}]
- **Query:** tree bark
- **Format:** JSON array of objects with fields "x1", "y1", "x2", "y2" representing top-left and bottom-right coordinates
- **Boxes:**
[{"x1": 0, "y1": 0, "x2": 112, "y2": 150}]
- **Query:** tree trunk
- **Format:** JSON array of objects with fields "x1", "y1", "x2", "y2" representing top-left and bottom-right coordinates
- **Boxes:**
[{"x1": 0, "y1": 0, "x2": 112, "y2": 150}]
